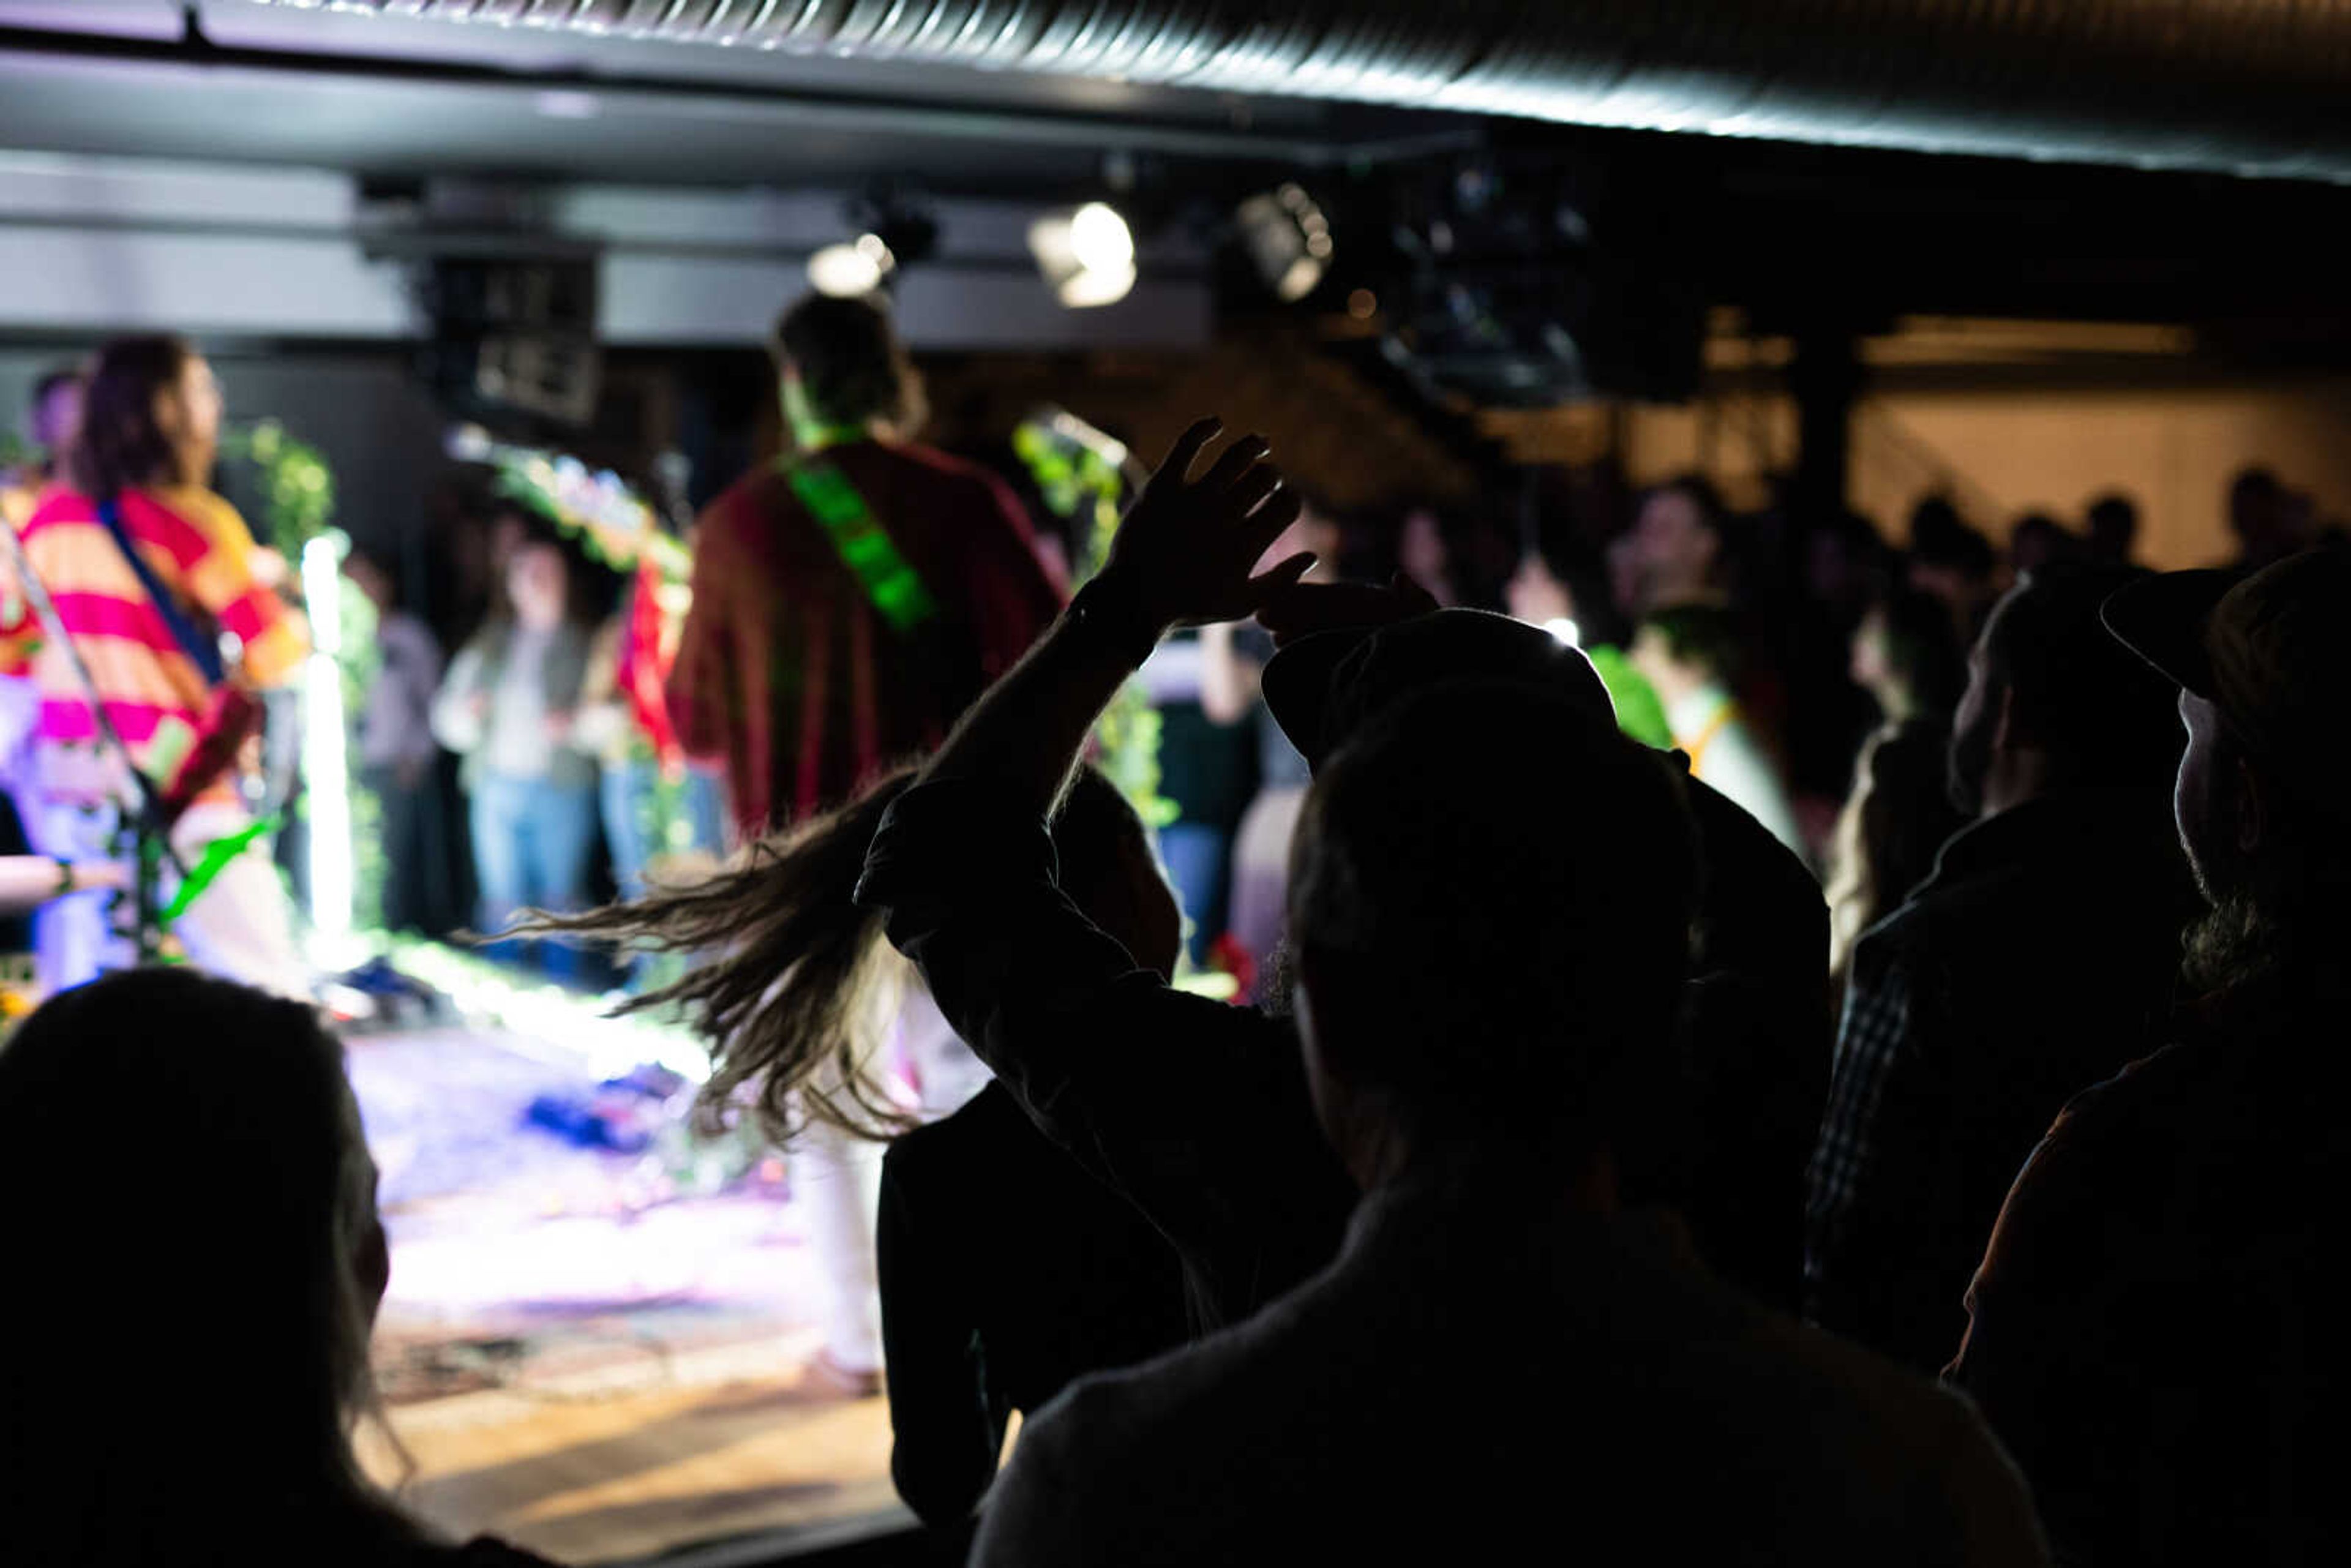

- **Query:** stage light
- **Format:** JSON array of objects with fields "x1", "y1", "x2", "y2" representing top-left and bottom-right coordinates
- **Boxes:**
[
  {"x1": 1238, "y1": 183, "x2": 1335, "y2": 303},
  {"x1": 1348, "y1": 288, "x2": 1379, "y2": 320},
  {"x1": 807, "y1": 233, "x2": 893, "y2": 298},
  {"x1": 1029, "y1": 201, "x2": 1137, "y2": 308}
]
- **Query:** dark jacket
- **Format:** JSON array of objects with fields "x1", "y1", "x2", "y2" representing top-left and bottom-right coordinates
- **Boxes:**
[
  {"x1": 1805, "y1": 788, "x2": 2199, "y2": 1371},
  {"x1": 1952, "y1": 980, "x2": 2351, "y2": 1566},
  {"x1": 879, "y1": 1082, "x2": 1188, "y2": 1529},
  {"x1": 858, "y1": 770, "x2": 1828, "y2": 1332},
  {"x1": 976, "y1": 1170, "x2": 2047, "y2": 1568}
]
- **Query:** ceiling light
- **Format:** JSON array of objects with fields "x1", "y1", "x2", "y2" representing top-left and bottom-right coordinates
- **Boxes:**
[
  {"x1": 1030, "y1": 202, "x2": 1137, "y2": 309},
  {"x1": 807, "y1": 233, "x2": 893, "y2": 298},
  {"x1": 1238, "y1": 183, "x2": 1335, "y2": 303}
]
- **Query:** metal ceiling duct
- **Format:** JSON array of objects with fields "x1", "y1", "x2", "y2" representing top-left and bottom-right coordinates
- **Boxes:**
[{"x1": 249, "y1": 1, "x2": 2351, "y2": 182}]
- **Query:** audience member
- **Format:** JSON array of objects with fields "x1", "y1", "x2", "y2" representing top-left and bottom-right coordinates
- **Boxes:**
[
  {"x1": 1825, "y1": 721, "x2": 1967, "y2": 992},
  {"x1": 667, "y1": 290, "x2": 1062, "y2": 842},
  {"x1": 1203, "y1": 502, "x2": 1341, "y2": 983},
  {"x1": 1851, "y1": 587, "x2": 1968, "y2": 726},
  {"x1": 954, "y1": 675, "x2": 2044, "y2": 1563},
  {"x1": 1951, "y1": 548, "x2": 2351, "y2": 1566},
  {"x1": 2084, "y1": 491, "x2": 2140, "y2": 566},
  {"x1": 1907, "y1": 496, "x2": 2000, "y2": 640},
  {"x1": 432, "y1": 525, "x2": 599, "y2": 980},
  {"x1": 2225, "y1": 465, "x2": 2311, "y2": 571},
  {"x1": 1631, "y1": 602, "x2": 1806, "y2": 857},
  {"x1": 2007, "y1": 512, "x2": 2079, "y2": 577},
  {"x1": 1806, "y1": 564, "x2": 2197, "y2": 1372},
  {"x1": 1138, "y1": 629, "x2": 1257, "y2": 967},
  {"x1": 856, "y1": 418, "x2": 1830, "y2": 1334},
  {"x1": 347, "y1": 548, "x2": 451, "y2": 936},
  {"x1": 0, "y1": 967, "x2": 553, "y2": 1567},
  {"x1": 879, "y1": 768, "x2": 1190, "y2": 1529},
  {"x1": 1624, "y1": 473, "x2": 1734, "y2": 613}
]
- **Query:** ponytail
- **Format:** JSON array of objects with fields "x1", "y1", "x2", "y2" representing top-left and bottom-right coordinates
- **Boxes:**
[{"x1": 519, "y1": 769, "x2": 919, "y2": 1140}]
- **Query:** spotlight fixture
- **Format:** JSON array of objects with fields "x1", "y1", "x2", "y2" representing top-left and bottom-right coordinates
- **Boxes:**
[
  {"x1": 806, "y1": 192, "x2": 940, "y2": 299},
  {"x1": 1237, "y1": 183, "x2": 1335, "y2": 303},
  {"x1": 1029, "y1": 201, "x2": 1136, "y2": 308},
  {"x1": 807, "y1": 232, "x2": 895, "y2": 298}
]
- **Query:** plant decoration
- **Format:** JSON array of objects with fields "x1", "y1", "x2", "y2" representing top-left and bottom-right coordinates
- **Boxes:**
[
  {"x1": 1013, "y1": 411, "x2": 1177, "y2": 830},
  {"x1": 220, "y1": 421, "x2": 386, "y2": 930}
]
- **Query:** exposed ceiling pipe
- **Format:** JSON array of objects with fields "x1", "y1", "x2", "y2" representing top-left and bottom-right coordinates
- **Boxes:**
[{"x1": 245, "y1": 0, "x2": 2351, "y2": 183}]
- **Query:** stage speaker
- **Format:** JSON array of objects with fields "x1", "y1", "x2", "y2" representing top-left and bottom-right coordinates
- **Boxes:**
[{"x1": 419, "y1": 254, "x2": 602, "y2": 428}]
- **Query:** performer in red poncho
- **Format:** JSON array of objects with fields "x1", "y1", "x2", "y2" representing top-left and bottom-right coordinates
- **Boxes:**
[
  {"x1": 667, "y1": 291, "x2": 1065, "y2": 1395},
  {"x1": 668, "y1": 292, "x2": 1064, "y2": 842}
]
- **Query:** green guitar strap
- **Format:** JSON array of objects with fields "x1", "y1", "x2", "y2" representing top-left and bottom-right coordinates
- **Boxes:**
[{"x1": 784, "y1": 460, "x2": 940, "y2": 636}]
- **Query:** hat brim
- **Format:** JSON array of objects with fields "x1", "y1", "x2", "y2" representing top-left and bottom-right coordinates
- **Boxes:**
[
  {"x1": 2101, "y1": 569, "x2": 2233, "y2": 700},
  {"x1": 1262, "y1": 625, "x2": 1374, "y2": 773}
]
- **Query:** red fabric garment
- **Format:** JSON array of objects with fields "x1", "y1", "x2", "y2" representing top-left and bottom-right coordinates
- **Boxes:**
[
  {"x1": 617, "y1": 558, "x2": 680, "y2": 768},
  {"x1": 667, "y1": 439, "x2": 1065, "y2": 838}
]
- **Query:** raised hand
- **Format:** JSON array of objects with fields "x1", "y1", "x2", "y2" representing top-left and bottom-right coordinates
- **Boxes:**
[{"x1": 1096, "y1": 418, "x2": 1311, "y2": 635}]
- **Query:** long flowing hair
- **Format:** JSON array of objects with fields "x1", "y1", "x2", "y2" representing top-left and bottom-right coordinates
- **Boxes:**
[
  {"x1": 64, "y1": 334, "x2": 195, "y2": 501},
  {"x1": 0, "y1": 968, "x2": 421, "y2": 1565},
  {"x1": 525, "y1": 764, "x2": 1157, "y2": 1142}
]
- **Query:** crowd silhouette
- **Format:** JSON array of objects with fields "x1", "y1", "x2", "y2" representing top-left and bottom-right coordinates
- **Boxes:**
[{"x1": 9, "y1": 304, "x2": 2351, "y2": 1567}]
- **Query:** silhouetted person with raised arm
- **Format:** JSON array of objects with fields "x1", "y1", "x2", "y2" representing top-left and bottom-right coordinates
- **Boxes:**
[
  {"x1": 854, "y1": 419, "x2": 1832, "y2": 1325},
  {"x1": 1952, "y1": 549, "x2": 2351, "y2": 1567},
  {"x1": 1806, "y1": 565, "x2": 2199, "y2": 1372},
  {"x1": 908, "y1": 657, "x2": 2044, "y2": 1555}
]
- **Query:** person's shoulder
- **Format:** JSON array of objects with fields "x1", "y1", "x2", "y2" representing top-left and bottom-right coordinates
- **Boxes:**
[
  {"x1": 1743, "y1": 1305, "x2": 2044, "y2": 1547},
  {"x1": 143, "y1": 484, "x2": 253, "y2": 542}
]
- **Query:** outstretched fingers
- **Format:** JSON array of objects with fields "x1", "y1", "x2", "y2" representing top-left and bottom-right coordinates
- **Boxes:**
[{"x1": 1158, "y1": 417, "x2": 1226, "y2": 486}]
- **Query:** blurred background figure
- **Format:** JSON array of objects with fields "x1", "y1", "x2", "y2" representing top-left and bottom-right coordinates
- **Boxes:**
[
  {"x1": 1625, "y1": 473, "x2": 1734, "y2": 615},
  {"x1": 2225, "y1": 465, "x2": 2314, "y2": 571},
  {"x1": 1850, "y1": 587, "x2": 1969, "y2": 729},
  {"x1": 1905, "y1": 496, "x2": 2000, "y2": 643},
  {"x1": 1824, "y1": 721, "x2": 1968, "y2": 996},
  {"x1": 2083, "y1": 491, "x2": 2141, "y2": 566},
  {"x1": 1630, "y1": 602, "x2": 1805, "y2": 857},
  {"x1": 2008, "y1": 512, "x2": 2081, "y2": 578},
  {"x1": 1209, "y1": 499, "x2": 1344, "y2": 988},
  {"x1": 432, "y1": 520, "x2": 600, "y2": 981},
  {"x1": 345, "y1": 547, "x2": 452, "y2": 937}
]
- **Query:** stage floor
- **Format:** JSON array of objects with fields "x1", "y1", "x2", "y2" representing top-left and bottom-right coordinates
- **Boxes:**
[{"x1": 345, "y1": 1022, "x2": 902, "y2": 1564}]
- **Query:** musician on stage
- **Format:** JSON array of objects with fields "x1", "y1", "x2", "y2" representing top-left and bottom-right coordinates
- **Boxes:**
[
  {"x1": 0, "y1": 336, "x2": 312, "y2": 998},
  {"x1": 667, "y1": 291, "x2": 1064, "y2": 1394}
]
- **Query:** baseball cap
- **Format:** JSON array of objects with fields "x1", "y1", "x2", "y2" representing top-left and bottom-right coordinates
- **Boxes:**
[
  {"x1": 2102, "y1": 547, "x2": 2351, "y2": 803},
  {"x1": 1262, "y1": 609, "x2": 1617, "y2": 773}
]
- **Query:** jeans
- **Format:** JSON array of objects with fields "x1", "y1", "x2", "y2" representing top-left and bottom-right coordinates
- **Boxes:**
[
  {"x1": 469, "y1": 771, "x2": 600, "y2": 981},
  {"x1": 1155, "y1": 819, "x2": 1232, "y2": 967},
  {"x1": 600, "y1": 755, "x2": 730, "y2": 899}
]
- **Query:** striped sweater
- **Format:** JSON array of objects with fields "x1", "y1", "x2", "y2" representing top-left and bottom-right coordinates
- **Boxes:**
[{"x1": 0, "y1": 484, "x2": 308, "y2": 800}]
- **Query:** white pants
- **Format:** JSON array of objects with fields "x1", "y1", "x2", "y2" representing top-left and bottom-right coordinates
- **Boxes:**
[
  {"x1": 790, "y1": 982, "x2": 988, "y2": 1375},
  {"x1": 34, "y1": 797, "x2": 310, "y2": 1000}
]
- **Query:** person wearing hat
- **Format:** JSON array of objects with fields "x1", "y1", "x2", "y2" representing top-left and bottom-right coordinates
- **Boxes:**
[
  {"x1": 1950, "y1": 547, "x2": 2351, "y2": 1568},
  {"x1": 856, "y1": 417, "x2": 1833, "y2": 1326},
  {"x1": 857, "y1": 421, "x2": 2044, "y2": 1565},
  {"x1": 1803, "y1": 563, "x2": 2201, "y2": 1376}
]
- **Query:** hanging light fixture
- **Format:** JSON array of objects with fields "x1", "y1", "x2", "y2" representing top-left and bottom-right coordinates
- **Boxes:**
[
  {"x1": 1029, "y1": 201, "x2": 1136, "y2": 308},
  {"x1": 1237, "y1": 183, "x2": 1335, "y2": 303}
]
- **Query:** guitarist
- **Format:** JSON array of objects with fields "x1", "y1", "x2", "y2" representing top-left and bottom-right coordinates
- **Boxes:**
[{"x1": 0, "y1": 336, "x2": 312, "y2": 997}]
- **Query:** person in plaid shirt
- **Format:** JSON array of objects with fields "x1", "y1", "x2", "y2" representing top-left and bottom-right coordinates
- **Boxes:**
[{"x1": 1804, "y1": 565, "x2": 2195, "y2": 1373}]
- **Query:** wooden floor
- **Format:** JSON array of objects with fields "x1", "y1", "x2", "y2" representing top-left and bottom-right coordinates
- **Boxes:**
[{"x1": 363, "y1": 1356, "x2": 902, "y2": 1564}]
